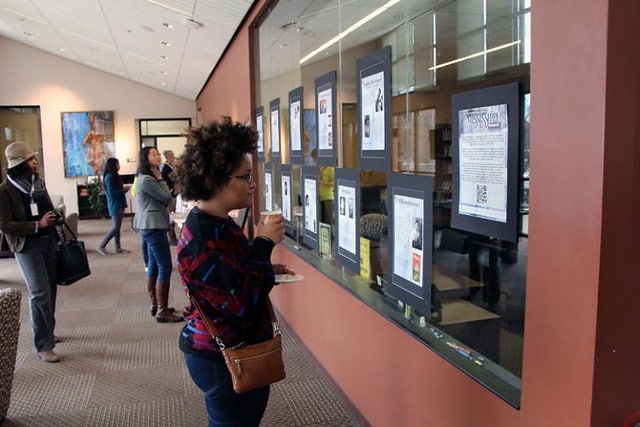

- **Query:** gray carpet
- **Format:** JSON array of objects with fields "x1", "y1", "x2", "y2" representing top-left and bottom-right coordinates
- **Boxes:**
[{"x1": 0, "y1": 219, "x2": 362, "y2": 426}]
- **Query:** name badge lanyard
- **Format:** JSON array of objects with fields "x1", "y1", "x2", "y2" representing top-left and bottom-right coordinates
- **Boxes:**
[{"x1": 8, "y1": 175, "x2": 39, "y2": 216}]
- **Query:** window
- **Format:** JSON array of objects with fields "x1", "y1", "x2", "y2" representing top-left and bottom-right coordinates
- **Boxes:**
[{"x1": 254, "y1": 0, "x2": 530, "y2": 406}]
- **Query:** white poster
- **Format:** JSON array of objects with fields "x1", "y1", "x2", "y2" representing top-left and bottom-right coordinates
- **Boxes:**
[
  {"x1": 282, "y1": 175, "x2": 291, "y2": 222},
  {"x1": 393, "y1": 194, "x2": 424, "y2": 287},
  {"x1": 271, "y1": 109, "x2": 280, "y2": 153},
  {"x1": 304, "y1": 178, "x2": 317, "y2": 233},
  {"x1": 458, "y1": 104, "x2": 508, "y2": 223},
  {"x1": 361, "y1": 71, "x2": 385, "y2": 151},
  {"x1": 264, "y1": 172, "x2": 272, "y2": 211},
  {"x1": 318, "y1": 88, "x2": 333, "y2": 150},
  {"x1": 256, "y1": 114, "x2": 263, "y2": 154},
  {"x1": 337, "y1": 185, "x2": 356, "y2": 254},
  {"x1": 290, "y1": 100, "x2": 301, "y2": 151}
]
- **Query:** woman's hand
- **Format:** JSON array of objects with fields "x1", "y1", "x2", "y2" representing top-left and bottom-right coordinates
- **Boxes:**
[
  {"x1": 38, "y1": 211, "x2": 57, "y2": 229},
  {"x1": 256, "y1": 214, "x2": 285, "y2": 244},
  {"x1": 272, "y1": 264, "x2": 295, "y2": 275}
]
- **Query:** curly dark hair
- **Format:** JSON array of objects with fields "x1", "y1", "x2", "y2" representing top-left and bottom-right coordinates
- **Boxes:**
[{"x1": 177, "y1": 118, "x2": 257, "y2": 201}]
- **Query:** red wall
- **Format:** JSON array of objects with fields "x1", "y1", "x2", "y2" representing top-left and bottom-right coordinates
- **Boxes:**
[
  {"x1": 197, "y1": 0, "x2": 640, "y2": 425},
  {"x1": 195, "y1": 1, "x2": 265, "y2": 123}
]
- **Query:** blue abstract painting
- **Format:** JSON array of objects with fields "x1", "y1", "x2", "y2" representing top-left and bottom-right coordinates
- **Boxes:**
[{"x1": 61, "y1": 111, "x2": 115, "y2": 177}]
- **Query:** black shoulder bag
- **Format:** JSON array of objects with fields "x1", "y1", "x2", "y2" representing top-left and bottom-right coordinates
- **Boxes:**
[{"x1": 56, "y1": 220, "x2": 91, "y2": 286}]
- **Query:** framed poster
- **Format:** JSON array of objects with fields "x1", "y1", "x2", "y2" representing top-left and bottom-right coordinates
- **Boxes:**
[
  {"x1": 61, "y1": 111, "x2": 115, "y2": 177},
  {"x1": 288, "y1": 87, "x2": 304, "y2": 164},
  {"x1": 269, "y1": 98, "x2": 281, "y2": 163},
  {"x1": 315, "y1": 70, "x2": 337, "y2": 166},
  {"x1": 387, "y1": 173, "x2": 433, "y2": 316},
  {"x1": 302, "y1": 165, "x2": 319, "y2": 251},
  {"x1": 280, "y1": 164, "x2": 294, "y2": 235},
  {"x1": 335, "y1": 168, "x2": 360, "y2": 273},
  {"x1": 263, "y1": 163, "x2": 273, "y2": 211},
  {"x1": 356, "y1": 46, "x2": 391, "y2": 171},
  {"x1": 451, "y1": 82, "x2": 519, "y2": 243},
  {"x1": 256, "y1": 106, "x2": 264, "y2": 160}
]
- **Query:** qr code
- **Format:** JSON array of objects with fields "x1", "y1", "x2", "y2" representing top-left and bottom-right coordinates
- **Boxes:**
[{"x1": 476, "y1": 184, "x2": 488, "y2": 204}]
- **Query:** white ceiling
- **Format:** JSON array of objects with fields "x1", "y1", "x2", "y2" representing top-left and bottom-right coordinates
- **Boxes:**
[{"x1": 0, "y1": 0, "x2": 254, "y2": 100}]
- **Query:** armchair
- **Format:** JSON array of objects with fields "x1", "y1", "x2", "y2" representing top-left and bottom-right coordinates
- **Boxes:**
[{"x1": 0, "y1": 288, "x2": 22, "y2": 423}]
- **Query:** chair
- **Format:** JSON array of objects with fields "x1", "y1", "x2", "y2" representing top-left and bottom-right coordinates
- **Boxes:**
[{"x1": 0, "y1": 288, "x2": 21, "y2": 423}]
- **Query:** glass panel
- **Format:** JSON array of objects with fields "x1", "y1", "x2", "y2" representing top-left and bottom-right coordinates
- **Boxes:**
[
  {"x1": 254, "y1": 0, "x2": 531, "y2": 405},
  {"x1": 140, "y1": 119, "x2": 190, "y2": 136},
  {"x1": 0, "y1": 106, "x2": 43, "y2": 181}
]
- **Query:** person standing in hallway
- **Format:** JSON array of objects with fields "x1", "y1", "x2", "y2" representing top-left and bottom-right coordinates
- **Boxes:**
[
  {"x1": 176, "y1": 119, "x2": 291, "y2": 427},
  {"x1": 133, "y1": 146, "x2": 183, "y2": 323},
  {"x1": 0, "y1": 141, "x2": 61, "y2": 362},
  {"x1": 161, "y1": 149, "x2": 179, "y2": 245},
  {"x1": 97, "y1": 157, "x2": 130, "y2": 255}
]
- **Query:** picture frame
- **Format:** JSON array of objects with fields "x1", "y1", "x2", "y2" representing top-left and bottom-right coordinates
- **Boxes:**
[{"x1": 61, "y1": 111, "x2": 115, "y2": 177}]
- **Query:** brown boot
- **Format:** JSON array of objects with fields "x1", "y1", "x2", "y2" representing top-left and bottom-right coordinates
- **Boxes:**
[
  {"x1": 156, "y1": 280, "x2": 183, "y2": 323},
  {"x1": 147, "y1": 276, "x2": 158, "y2": 317}
]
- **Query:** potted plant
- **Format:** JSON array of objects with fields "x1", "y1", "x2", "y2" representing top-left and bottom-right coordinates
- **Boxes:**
[{"x1": 87, "y1": 178, "x2": 105, "y2": 218}]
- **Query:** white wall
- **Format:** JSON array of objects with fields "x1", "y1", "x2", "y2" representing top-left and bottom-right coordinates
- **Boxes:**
[{"x1": 0, "y1": 37, "x2": 196, "y2": 214}]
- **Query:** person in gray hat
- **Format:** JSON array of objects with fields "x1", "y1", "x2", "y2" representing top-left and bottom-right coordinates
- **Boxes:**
[{"x1": 0, "y1": 141, "x2": 62, "y2": 363}]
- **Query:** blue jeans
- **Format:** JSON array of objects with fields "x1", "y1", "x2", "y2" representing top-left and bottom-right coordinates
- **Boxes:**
[
  {"x1": 141, "y1": 229, "x2": 172, "y2": 281},
  {"x1": 184, "y1": 353, "x2": 270, "y2": 427},
  {"x1": 14, "y1": 234, "x2": 57, "y2": 352},
  {"x1": 99, "y1": 208, "x2": 124, "y2": 250}
]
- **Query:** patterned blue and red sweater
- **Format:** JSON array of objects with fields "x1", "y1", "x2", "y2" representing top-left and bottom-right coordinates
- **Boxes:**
[{"x1": 177, "y1": 207, "x2": 276, "y2": 358}]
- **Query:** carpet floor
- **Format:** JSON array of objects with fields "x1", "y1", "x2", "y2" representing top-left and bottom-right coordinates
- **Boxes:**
[{"x1": 0, "y1": 219, "x2": 361, "y2": 426}]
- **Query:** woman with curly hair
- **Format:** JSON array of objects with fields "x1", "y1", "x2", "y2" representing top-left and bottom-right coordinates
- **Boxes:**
[{"x1": 176, "y1": 118, "x2": 291, "y2": 426}]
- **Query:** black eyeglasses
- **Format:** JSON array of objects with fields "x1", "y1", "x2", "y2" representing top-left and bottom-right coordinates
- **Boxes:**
[{"x1": 229, "y1": 172, "x2": 253, "y2": 183}]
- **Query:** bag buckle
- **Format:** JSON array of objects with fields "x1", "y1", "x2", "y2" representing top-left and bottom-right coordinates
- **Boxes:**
[
  {"x1": 214, "y1": 336, "x2": 226, "y2": 350},
  {"x1": 272, "y1": 322, "x2": 280, "y2": 336}
]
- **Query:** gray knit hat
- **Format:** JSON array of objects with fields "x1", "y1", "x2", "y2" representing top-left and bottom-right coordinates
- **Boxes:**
[{"x1": 5, "y1": 141, "x2": 37, "y2": 169}]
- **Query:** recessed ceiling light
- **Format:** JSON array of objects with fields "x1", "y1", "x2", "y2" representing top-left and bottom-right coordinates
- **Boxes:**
[
  {"x1": 127, "y1": 29, "x2": 134, "y2": 35},
  {"x1": 23, "y1": 32, "x2": 34, "y2": 37},
  {"x1": 161, "y1": 41, "x2": 172, "y2": 47},
  {"x1": 59, "y1": 47, "x2": 65, "y2": 52},
  {"x1": 162, "y1": 22, "x2": 174, "y2": 29},
  {"x1": 160, "y1": 71, "x2": 169, "y2": 75},
  {"x1": 161, "y1": 82, "x2": 167, "y2": 86},
  {"x1": 160, "y1": 55, "x2": 168, "y2": 60}
]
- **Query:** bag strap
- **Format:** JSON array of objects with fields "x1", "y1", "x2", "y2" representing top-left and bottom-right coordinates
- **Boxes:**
[
  {"x1": 57, "y1": 219, "x2": 78, "y2": 243},
  {"x1": 188, "y1": 292, "x2": 279, "y2": 350},
  {"x1": 62, "y1": 220, "x2": 77, "y2": 240}
]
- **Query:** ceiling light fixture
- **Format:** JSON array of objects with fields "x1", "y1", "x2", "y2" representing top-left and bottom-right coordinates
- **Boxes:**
[
  {"x1": 162, "y1": 22, "x2": 174, "y2": 29},
  {"x1": 428, "y1": 40, "x2": 522, "y2": 71},
  {"x1": 160, "y1": 55, "x2": 168, "y2": 60},
  {"x1": 299, "y1": 0, "x2": 401, "y2": 65},
  {"x1": 183, "y1": 17, "x2": 203, "y2": 29},
  {"x1": 145, "y1": 0, "x2": 190, "y2": 16}
]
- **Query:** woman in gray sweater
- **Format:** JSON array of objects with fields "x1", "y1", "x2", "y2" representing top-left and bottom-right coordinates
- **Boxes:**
[{"x1": 133, "y1": 147, "x2": 182, "y2": 323}]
